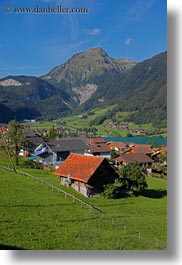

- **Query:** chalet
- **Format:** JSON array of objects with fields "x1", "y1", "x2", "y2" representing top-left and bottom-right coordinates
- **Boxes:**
[
  {"x1": 54, "y1": 153, "x2": 120, "y2": 197},
  {"x1": 115, "y1": 153, "x2": 153, "y2": 168},
  {"x1": 31, "y1": 137, "x2": 89, "y2": 167},
  {"x1": 151, "y1": 145, "x2": 167, "y2": 163},
  {"x1": 84, "y1": 143, "x2": 111, "y2": 159},
  {"x1": 26, "y1": 130, "x2": 44, "y2": 145},
  {"x1": 125, "y1": 144, "x2": 152, "y2": 155},
  {"x1": 107, "y1": 141, "x2": 127, "y2": 153}
]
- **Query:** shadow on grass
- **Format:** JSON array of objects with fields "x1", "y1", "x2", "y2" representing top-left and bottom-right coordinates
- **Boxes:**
[
  {"x1": 134, "y1": 189, "x2": 167, "y2": 199},
  {"x1": 0, "y1": 244, "x2": 25, "y2": 250}
]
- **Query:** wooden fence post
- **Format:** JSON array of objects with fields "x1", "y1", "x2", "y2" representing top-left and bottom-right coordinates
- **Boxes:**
[{"x1": 0, "y1": 166, "x2": 103, "y2": 214}]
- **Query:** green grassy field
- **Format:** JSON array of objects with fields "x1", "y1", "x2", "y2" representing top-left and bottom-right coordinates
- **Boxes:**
[
  {"x1": 29, "y1": 105, "x2": 166, "y2": 137},
  {"x1": 0, "y1": 150, "x2": 167, "y2": 250}
]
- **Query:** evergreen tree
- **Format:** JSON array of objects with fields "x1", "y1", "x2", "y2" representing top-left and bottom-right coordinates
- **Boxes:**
[{"x1": 119, "y1": 163, "x2": 148, "y2": 190}]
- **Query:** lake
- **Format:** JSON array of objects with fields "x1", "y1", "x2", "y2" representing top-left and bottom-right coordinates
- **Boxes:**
[{"x1": 104, "y1": 136, "x2": 167, "y2": 146}]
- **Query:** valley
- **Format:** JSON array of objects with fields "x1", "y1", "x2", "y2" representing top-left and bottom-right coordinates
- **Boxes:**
[
  {"x1": 0, "y1": 48, "x2": 167, "y2": 130},
  {"x1": 29, "y1": 106, "x2": 166, "y2": 138}
]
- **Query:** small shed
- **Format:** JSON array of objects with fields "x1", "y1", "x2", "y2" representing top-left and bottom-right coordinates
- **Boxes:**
[{"x1": 54, "y1": 153, "x2": 119, "y2": 197}]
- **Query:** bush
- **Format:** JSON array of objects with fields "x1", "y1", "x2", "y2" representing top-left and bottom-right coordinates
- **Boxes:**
[
  {"x1": 102, "y1": 183, "x2": 119, "y2": 199},
  {"x1": 22, "y1": 160, "x2": 43, "y2": 170}
]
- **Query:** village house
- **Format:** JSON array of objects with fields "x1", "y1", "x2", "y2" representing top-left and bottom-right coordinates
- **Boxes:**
[
  {"x1": 151, "y1": 145, "x2": 167, "y2": 163},
  {"x1": 125, "y1": 144, "x2": 152, "y2": 155},
  {"x1": 107, "y1": 141, "x2": 127, "y2": 153},
  {"x1": 84, "y1": 143, "x2": 111, "y2": 159},
  {"x1": 114, "y1": 153, "x2": 153, "y2": 171},
  {"x1": 54, "y1": 153, "x2": 120, "y2": 197},
  {"x1": 25, "y1": 130, "x2": 44, "y2": 155},
  {"x1": 31, "y1": 137, "x2": 89, "y2": 167}
]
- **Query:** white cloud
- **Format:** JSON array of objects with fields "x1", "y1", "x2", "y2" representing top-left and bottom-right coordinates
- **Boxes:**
[
  {"x1": 126, "y1": 0, "x2": 156, "y2": 21},
  {"x1": 125, "y1": 38, "x2": 134, "y2": 46},
  {"x1": 87, "y1": 28, "x2": 101, "y2": 35}
]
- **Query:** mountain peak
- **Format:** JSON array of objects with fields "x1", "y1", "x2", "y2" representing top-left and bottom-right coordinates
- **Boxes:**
[
  {"x1": 84, "y1": 47, "x2": 108, "y2": 56},
  {"x1": 72, "y1": 47, "x2": 108, "y2": 58},
  {"x1": 42, "y1": 47, "x2": 136, "y2": 84}
]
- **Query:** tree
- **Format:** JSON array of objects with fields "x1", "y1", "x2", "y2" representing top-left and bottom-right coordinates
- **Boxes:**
[
  {"x1": 7, "y1": 120, "x2": 26, "y2": 165},
  {"x1": 102, "y1": 182, "x2": 119, "y2": 199},
  {"x1": 111, "y1": 150, "x2": 120, "y2": 159},
  {"x1": 158, "y1": 152, "x2": 167, "y2": 164},
  {"x1": 48, "y1": 125, "x2": 56, "y2": 139},
  {"x1": 119, "y1": 163, "x2": 148, "y2": 190}
]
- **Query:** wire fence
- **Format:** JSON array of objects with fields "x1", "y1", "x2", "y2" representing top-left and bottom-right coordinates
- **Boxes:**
[{"x1": 0, "y1": 165, "x2": 103, "y2": 214}]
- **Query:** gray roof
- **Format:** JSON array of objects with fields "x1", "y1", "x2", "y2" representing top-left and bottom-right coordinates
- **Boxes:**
[
  {"x1": 87, "y1": 143, "x2": 111, "y2": 154},
  {"x1": 48, "y1": 138, "x2": 89, "y2": 152},
  {"x1": 27, "y1": 137, "x2": 44, "y2": 147},
  {"x1": 26, "y1": 130, "x2": 37, "y2": 138}
]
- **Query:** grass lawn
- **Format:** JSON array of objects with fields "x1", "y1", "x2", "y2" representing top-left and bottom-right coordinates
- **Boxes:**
[
  {"x1": 30, "y1": 105, "x2": 116, "y2": 131},
  {"x1": 0, "y1": 152, "x2": 167, "y2": 250}
]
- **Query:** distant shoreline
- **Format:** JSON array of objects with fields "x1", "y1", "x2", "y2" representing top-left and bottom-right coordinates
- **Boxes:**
[{"x1": 104, "y1": 136, "x2": 167, "y2": 146}]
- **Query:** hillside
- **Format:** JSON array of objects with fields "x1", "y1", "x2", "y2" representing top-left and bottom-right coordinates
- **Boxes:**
[
  {"x1": 0, "y1": 150, "x2": 167, "y2": 250},
  {"x1": 0, "y1": 48, "x2": 166, "y2": 128},
  {"x1": 0, "y1": 75, "x2": 69, "y2": 121},
  {"x1": 0, "y1": 102, "x2": 14, "y2": 123},
  {"x1": 78, "y1": 51, "x2": 167, "y2": 128}
]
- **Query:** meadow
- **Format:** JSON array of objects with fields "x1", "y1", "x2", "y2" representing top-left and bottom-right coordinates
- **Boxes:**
[
  {"x1": 29, "y1": 106, "x2": 167, "y2": 137},
  {"x1": 0, "y1": 150, "x2": 167, "y2": 250}
]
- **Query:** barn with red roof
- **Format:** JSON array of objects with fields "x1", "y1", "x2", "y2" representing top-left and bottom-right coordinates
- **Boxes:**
[{"x1": 54, "y1": 153, "x2": 119, "y2": 197}]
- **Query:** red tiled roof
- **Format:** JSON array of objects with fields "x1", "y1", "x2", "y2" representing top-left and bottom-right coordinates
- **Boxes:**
[
  {"x1": 107, "y1": 141, "x2": 126, "y2": 150},
  {"x1": 135, "y1": 144, "x2": 151, "y2": 152},
  {"x1": 86, "y1": 137, "x2": 106, "y2": 144},
  {"x1": 54, "y1": 153, "x2": 104, "y2": 183},
  {"x1": 151, "y1": 146, "x2": 167, "y2": 156},
  {"x1": 115, "y1": 153, "x2": 153, "y2": 164},
  {"x1": 126, "y1": 144, "x2": 152, "y2": 154}
]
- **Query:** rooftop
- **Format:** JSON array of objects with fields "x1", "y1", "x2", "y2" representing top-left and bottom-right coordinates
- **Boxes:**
[
  {"x1": 87, "y1": 143, "x2": 111, "y2": 154},
  {"x1": 86, "y1": 137, "x2": 106, "y2": 144},
  {"x1": 48, "y1": 137, "x2": 89, "y2": 152},
  {"x1": 115, "y1": 153, "x2": 153, "y2": 164},
  {"x1": 54, "y1": 153, "x2": 105, "y2": 183}
]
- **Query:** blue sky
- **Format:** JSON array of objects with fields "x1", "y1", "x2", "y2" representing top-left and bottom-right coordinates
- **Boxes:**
[{"x1": 0, "y1": 0, "x2": 167, "y2": 78}]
